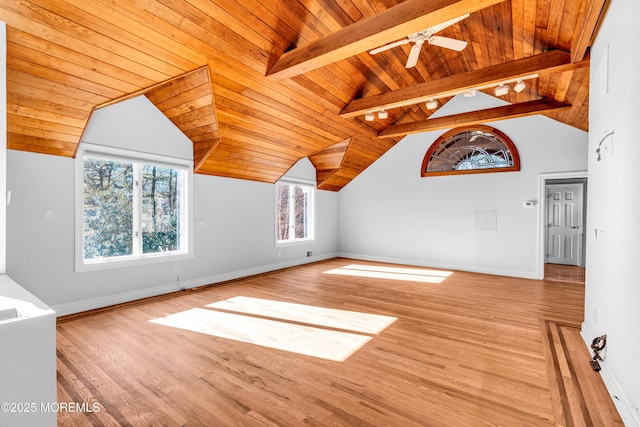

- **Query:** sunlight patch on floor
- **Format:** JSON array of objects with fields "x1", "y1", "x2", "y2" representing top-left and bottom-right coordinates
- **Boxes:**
[
  {"x1": 150, "y1": 308, "x2": 373, "y2": 361},
  {"x1": 324, "y1": 264, "x2": 453, "y2": 283},
  {"x1": 206, "y1": 296, "x2": 396, "y2": 334},
  {"x1": 150, "y1": 297, "x2": 397, "y2": 361}
]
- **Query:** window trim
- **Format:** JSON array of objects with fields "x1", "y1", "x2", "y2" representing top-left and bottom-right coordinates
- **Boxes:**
[
  {"x1": 421, "y1": 125, "x2": 521, "y2": 177},
  {"x1": 274, "y1": 178, "x2": 316, "y2": 247},
  {"x1": 75, "y1": 143, "x2": 193, "y2": 272}
]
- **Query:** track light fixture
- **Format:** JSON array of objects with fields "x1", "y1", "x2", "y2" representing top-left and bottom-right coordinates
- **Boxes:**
[
  {"x1": 361, "y1": 74, "x2": 537, "y2": 120},
  {"x1": 494, "y1": 84, "x2": 509, "y2": 96}
]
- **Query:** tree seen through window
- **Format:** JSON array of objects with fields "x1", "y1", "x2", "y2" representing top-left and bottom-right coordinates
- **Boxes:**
[
  {"x1": 276, "y1": 181, "x2": 313, "y2": 243},
  {"x1": 83, "y1": 157, "x2": 182, "y2": 261}
]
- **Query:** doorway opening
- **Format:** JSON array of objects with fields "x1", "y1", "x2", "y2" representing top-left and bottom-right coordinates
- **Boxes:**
[{"x1": 538, "y1": 172, "x2": 587, "y2": 283}]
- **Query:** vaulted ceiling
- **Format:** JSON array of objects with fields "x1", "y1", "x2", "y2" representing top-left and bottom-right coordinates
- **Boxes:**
[{"x1": 2, "y1": 0, "x2": 605, "y2": 191}]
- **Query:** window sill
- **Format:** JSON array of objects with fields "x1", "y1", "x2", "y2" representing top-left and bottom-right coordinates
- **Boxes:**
[
  {"x1": 76, "y1": 251, "x2": 192, "y2": 273},
  {"x1": 275, "y1": 239, "x2": 316, "y2": 248}
]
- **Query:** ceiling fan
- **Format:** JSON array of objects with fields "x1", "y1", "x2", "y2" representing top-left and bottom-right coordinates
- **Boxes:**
[{"x1": 369, "y1": 14, "x2": 470, "y2": 68}]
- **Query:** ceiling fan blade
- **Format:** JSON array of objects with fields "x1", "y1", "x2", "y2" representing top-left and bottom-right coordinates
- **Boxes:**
[
  {"x1": 369, "y1": 39, "x2": 409, "y2": 55},
  {"x1": 405, "y1": 42, "x2": 422, "y2": 68},
  {"x1": 428, "y1": 36, "x2": 468, "y2": 51},
  {"x1": 428, "y1": 14, "x2": 470, "y2": 34}
]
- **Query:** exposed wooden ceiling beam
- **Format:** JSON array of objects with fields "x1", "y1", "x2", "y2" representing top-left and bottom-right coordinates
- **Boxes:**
[
  {"x1": 571, "y1": 0, "x2": 609, "y2": 63},
  {"x1": 266, "y1": 0, "x2": 506, "y2": 80},
  {"x1": 341, "y1": 50, "x2": 587, "y2": 118},
  {"x1": 378, "y1": 98, "x2": 571, "y2": 138}
]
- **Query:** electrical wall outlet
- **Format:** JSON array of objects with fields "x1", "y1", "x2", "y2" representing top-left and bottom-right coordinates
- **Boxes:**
[{"x1": 172, "y1": 266, "x2": 180, "y2": 275}]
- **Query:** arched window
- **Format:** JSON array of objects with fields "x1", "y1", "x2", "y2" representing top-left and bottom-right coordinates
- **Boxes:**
[{"x1": 421, "y1": 125, "x2": 520, "y2": 177}]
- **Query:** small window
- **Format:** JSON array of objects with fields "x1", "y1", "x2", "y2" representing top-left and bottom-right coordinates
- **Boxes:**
[
  {"x1": 422, "y1": 125, "x2": 520, "y2": 176},
  {"x1": 76, "y1": 144, "x2": 192, "y2": 271},
  {"x1": 275, "y1": 180, "x2": 315, "y2": 245}
]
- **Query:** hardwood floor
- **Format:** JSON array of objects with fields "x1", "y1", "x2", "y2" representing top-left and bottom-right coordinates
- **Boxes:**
[
  {"x1": 56, "y1": 258, "x2": 621, "y2": 426},
  {"x1": 542, "y1": 320, "x2": 623, "y2": 426},
  {"x1": 545, "y1": 263, "x2": 586, "y2": 285}
]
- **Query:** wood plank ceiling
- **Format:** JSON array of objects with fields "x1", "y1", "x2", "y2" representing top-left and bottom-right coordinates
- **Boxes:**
[{"x1": 1, "y1": 0, "x2": 604, "y2": 191}]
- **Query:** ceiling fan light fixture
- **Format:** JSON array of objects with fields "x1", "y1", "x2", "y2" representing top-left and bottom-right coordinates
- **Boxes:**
[
  {"x1": 464, "y1": 89, "x2": 476, "y2": 98},
  {"x1": 426, "y1": 99, "x2": 439, "y2": 110},
  {"x1": 370, "y1": 15, "x2": 470, "y2": 69},
  {"x1": 514, "y1": 80, "x2": 526, "y2": 93},
  {"x1": 364, "y1": 112, "x2": 375, "y2": 122},
  {"x1": 377, "y1": 109, "x2": 389, "y2": 119},
  {"x1": 494, "y1": 84, "x2": 510, "y2": 96}
]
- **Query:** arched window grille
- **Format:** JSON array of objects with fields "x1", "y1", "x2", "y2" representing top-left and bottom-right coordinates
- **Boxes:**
[{"x1": 421, "y1": 125, "x2": 520, "y2": 177}]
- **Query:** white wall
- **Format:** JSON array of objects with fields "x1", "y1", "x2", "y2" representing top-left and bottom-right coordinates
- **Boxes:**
[
  {"x1": 582, "y1": 0, "x2": 640, "y2": 424},
  {"x1": 1, "y1": 21, "x2": 7, "y2": 273},
  {"x1": 82, "y1": 96, "x2": 193, "y2": 160},
  {"x1": 5, "y1": 99, "x2": 338, "y2": 315},
  {"x1": 338, "y1": 92, "x2": 588, "y2": 279}
]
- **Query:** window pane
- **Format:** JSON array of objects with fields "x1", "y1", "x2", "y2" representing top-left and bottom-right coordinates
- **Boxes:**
[
  {"x1": 456, "y1": 153, "x2": 511, "y2": 170},
  {"x1": 142, "y1": 165, "x2": 181, "y2": 254},
  {"x1": 293, "y1": 185, "x2": 308, "y2": 239},
  {"x1": 277, "y1": 183, "x2": 290, "y2": 241},
  {"x1": 83, "y1": 158, "x2": 133, "y2": 259},
  {"x1": 422, "y1": 126, "x2": 519, "y2": 176},
  {"x1": 276, "y1": 181, "x2": 313, "y2": 243}
]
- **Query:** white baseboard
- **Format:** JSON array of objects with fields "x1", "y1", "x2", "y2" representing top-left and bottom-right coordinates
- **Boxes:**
[
  {"x1": 52, "y1": 281, "x2": 178, "y2": 317},
  {"x1": 581, "y1": 322, "x2": 640, "y2": 427},
  {"x1": 52, "y1": 252, "x2": 337, "y2": 317},
  {"x1": 53, "y1": 252, "x2": 538, "y2": 316},
  {"x1": 336, "y1": 252, "x2": 540, "y2": 280}
]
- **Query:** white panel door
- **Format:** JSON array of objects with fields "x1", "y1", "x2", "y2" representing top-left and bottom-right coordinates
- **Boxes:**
[{"x1": 546, "y1": 184, "x2": 583, "y2": 266}]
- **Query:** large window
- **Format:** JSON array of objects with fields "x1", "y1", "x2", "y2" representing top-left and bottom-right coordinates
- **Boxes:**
[
  {"x1": 276, "y1": 180, "x2": 315, "y2": 244},
  {"x1": 76, "y1": 144, "x2": 192, "y2": 271},
  {"x1": 422, "y1": 125, "x2": 520, "y2": 177}
]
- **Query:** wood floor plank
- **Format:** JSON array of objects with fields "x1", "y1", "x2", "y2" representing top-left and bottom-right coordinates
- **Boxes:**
[
  {"x1": 545, "y1": 263, "x2": 586, "y2": 284},
  {"x1": 541, "y1": 320, "x2": 624, "y2": 427},
  {"x1": 56, "y1": 258, "x2": 620, "y2": 426}
]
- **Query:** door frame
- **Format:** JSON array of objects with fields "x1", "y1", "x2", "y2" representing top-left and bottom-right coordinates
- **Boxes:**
[{"x1": 537, "y1": 171, "x2": 588, "y2": 279}]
